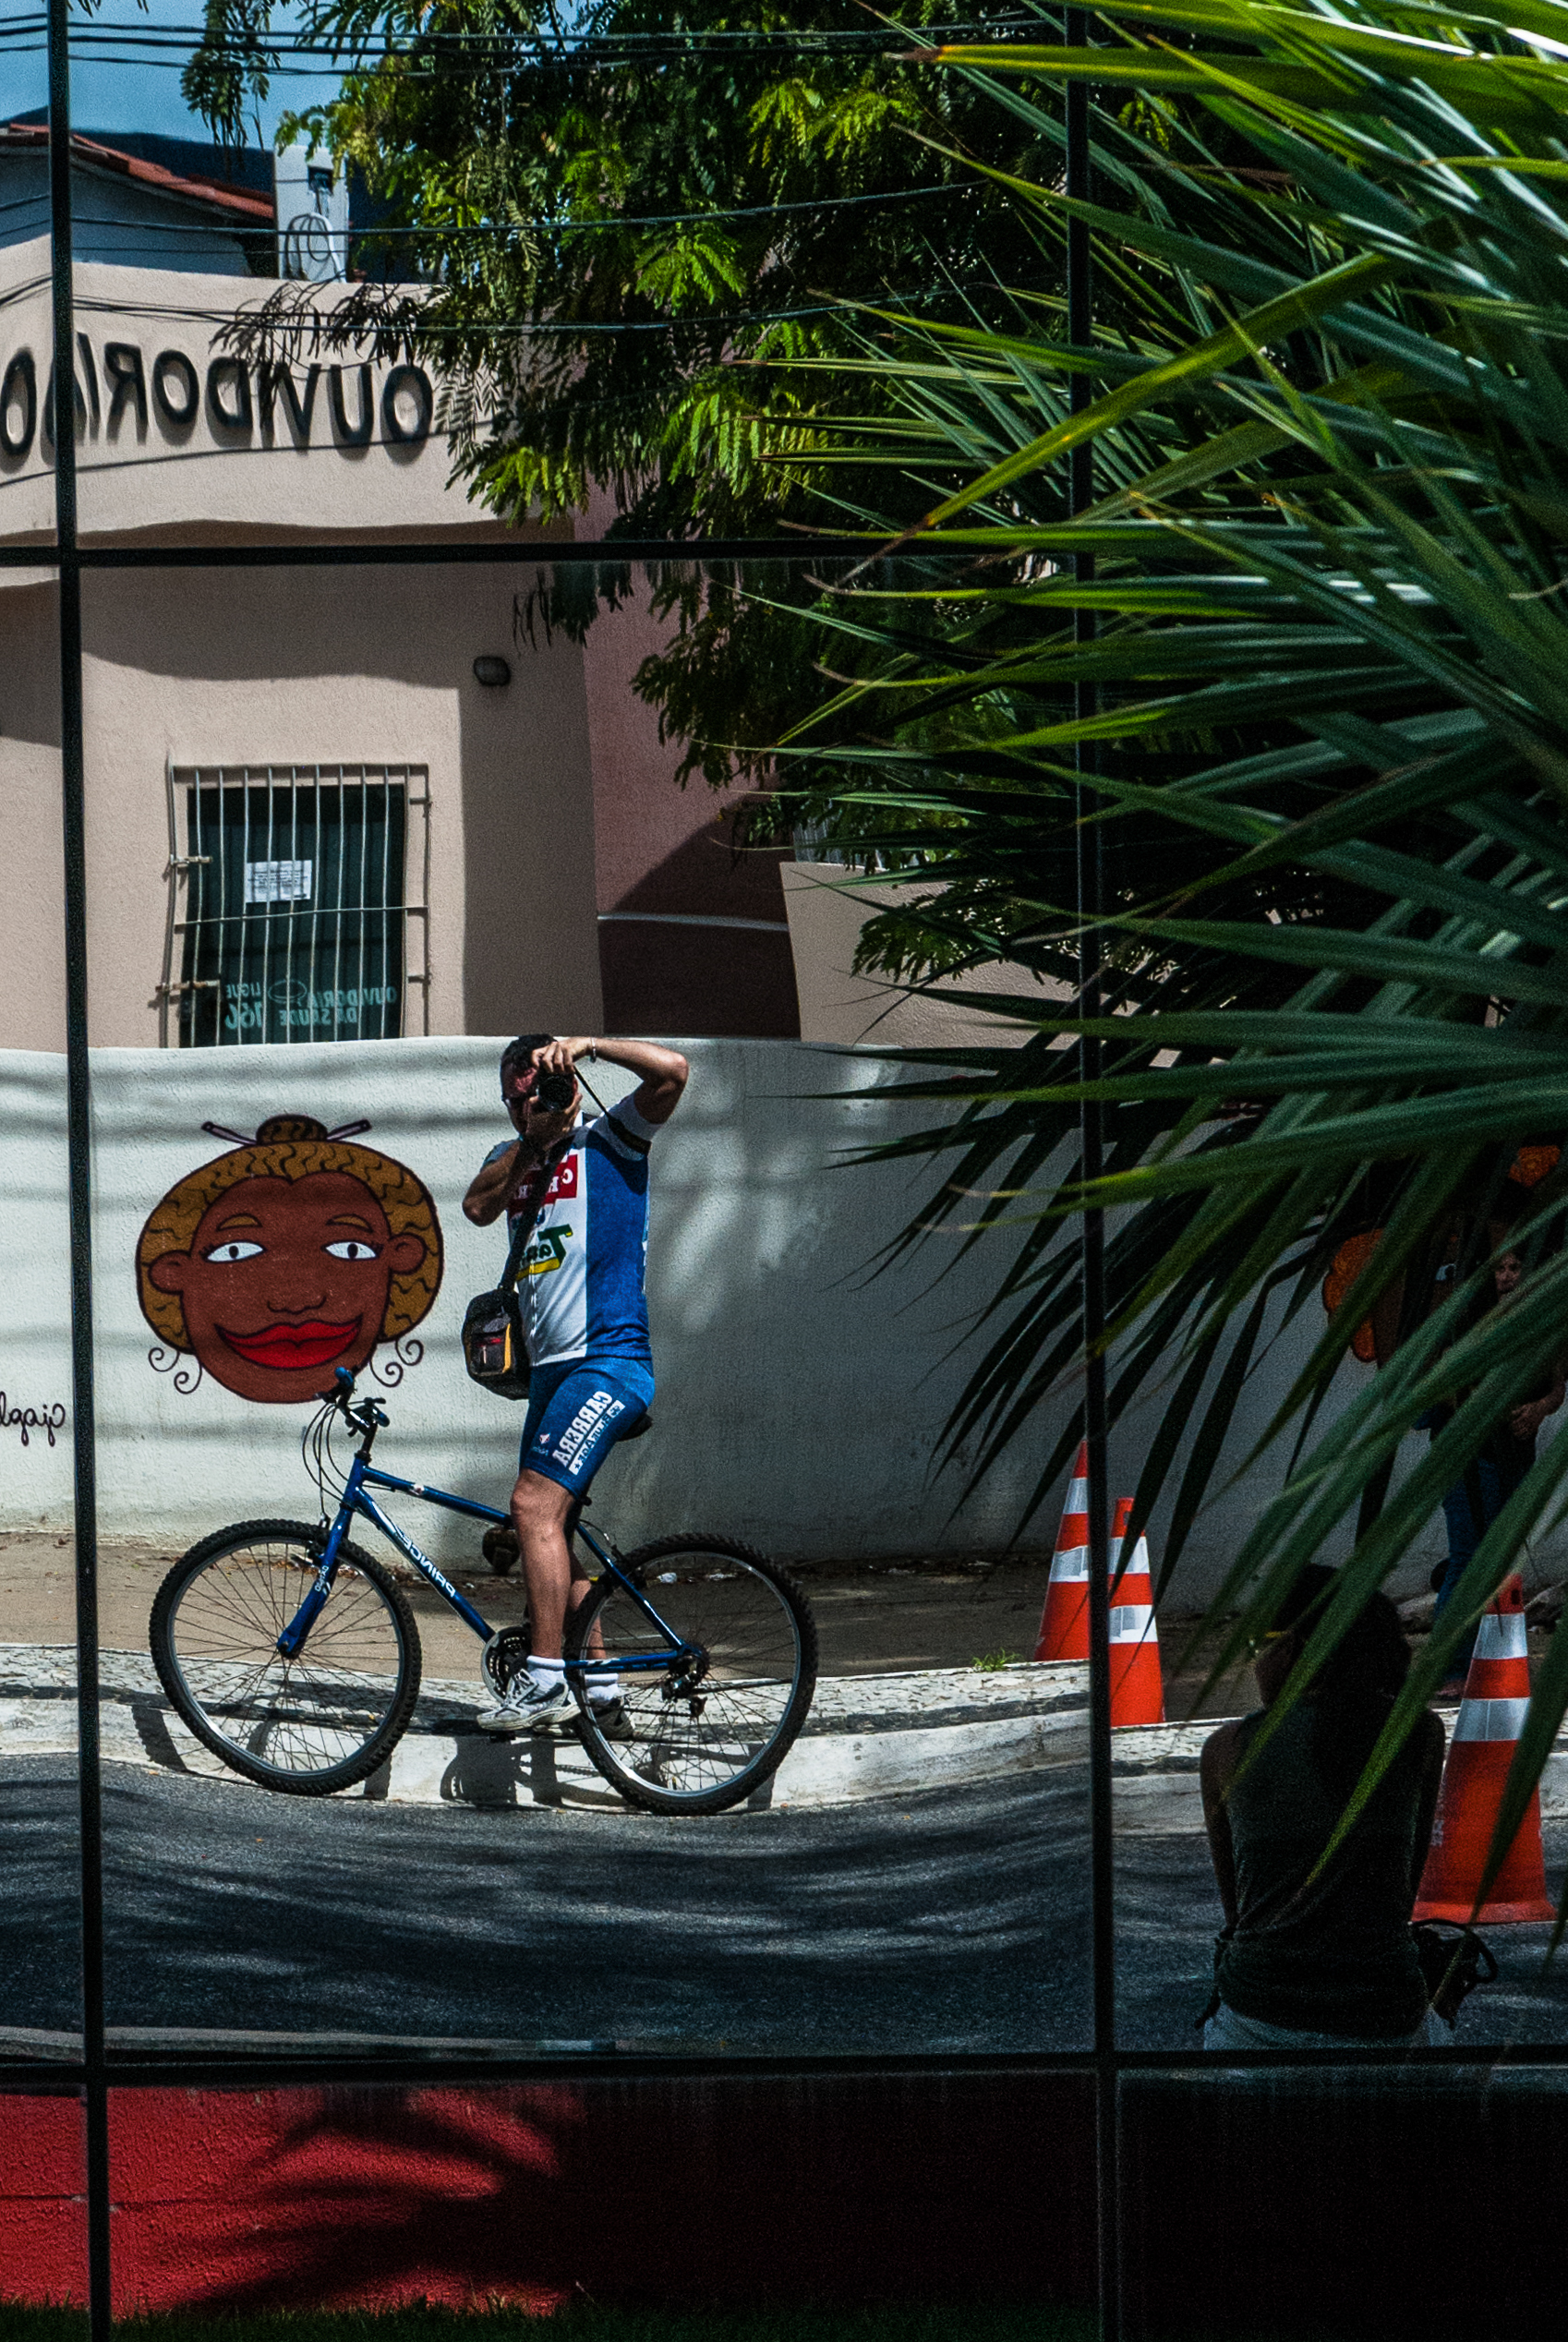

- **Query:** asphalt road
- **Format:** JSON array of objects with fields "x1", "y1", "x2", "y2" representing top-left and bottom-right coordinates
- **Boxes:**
[
  {"x1": 6, "y1": 1758, "x2": 1566, "y2": 2053},
  {"x1": 1, "y1": 1756, "x2": 1095, "y2": 2053}
]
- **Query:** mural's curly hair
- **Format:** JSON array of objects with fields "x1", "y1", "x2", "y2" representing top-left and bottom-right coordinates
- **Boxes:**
[{"x1": 136, "y1": 1114, "x2": 443, "y2": 1354}]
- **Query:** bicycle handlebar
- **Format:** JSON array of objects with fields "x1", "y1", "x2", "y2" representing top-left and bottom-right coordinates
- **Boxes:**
[{"x1": 317, "y1": 1364, "x2": 388, "y2": 1433}]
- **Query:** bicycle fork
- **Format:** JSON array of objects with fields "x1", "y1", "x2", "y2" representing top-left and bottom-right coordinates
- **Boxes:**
[{"x1": 273, "y1": 1458, "x2": 380, "y2": 1660}]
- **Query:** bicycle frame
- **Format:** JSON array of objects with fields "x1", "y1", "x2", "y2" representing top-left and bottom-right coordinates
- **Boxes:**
[{"x1": 275, "y1": 1446, "x2": 694, "y2": 1672}]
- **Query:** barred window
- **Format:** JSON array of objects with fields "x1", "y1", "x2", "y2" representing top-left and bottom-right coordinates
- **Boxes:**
[{"x1": 161, "y1": 762, "x2": 430, "y2": 1046}]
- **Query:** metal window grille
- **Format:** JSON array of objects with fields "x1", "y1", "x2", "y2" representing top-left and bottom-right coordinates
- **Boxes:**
[{"x1": 159, "y1": 761, "x2": 430, "y2": 1048}]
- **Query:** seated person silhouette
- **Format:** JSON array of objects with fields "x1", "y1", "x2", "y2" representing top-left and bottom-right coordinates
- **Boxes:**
[{"x1": 1200, "y1": 1566, "x2": 1446, "y2": 2050}]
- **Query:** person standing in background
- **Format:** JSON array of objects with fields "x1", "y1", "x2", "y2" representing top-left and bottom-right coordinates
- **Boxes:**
[{"x1": 1429, "y1": 1234, "x2": 1564, "y2": 1694}]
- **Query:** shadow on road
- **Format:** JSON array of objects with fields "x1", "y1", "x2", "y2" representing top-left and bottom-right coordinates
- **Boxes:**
[{"x1": 44, "y1": 1757, "x2": 1094, "y2": 2054}]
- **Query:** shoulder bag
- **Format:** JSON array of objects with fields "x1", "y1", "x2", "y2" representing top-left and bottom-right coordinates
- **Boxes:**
[{"x1": 461, "y1": 1190, "x2": 540, "y2": 1403}]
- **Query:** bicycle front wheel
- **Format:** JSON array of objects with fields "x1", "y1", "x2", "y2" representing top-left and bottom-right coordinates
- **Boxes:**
[
  {"x1": 150, "y1": 1519, "x2": 421, "y2": 1794},
  {"x1": 566, "y1": 1534, "x2": 817, "y2": 1814}
]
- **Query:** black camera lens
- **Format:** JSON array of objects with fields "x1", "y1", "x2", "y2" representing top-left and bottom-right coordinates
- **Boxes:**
[{"x1": 535, "y1": 1070, "x2": 576, "y2": 1112}]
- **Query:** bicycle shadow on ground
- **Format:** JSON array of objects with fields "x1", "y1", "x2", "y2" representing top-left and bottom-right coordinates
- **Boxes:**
[
  {"x1": 433, "y1": 1725, "x2": 630, "y2": 1813},
  {"x1": 123, "y1": 1684, "x2": 633, "y2": 1814}
]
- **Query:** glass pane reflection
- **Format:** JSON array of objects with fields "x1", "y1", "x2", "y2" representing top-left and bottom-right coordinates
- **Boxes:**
[
  {"x1": 77, "y1": 556, "x2": 1090, "y2": 2056},
  {"x1": 1115, "y1": 1429, "x2": 1568, "y2": 2053}
]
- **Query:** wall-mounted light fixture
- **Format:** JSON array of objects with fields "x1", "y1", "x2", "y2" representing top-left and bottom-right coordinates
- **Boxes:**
[{"x1": 472, "y1": 655, "x2": 512, "y2": 688}]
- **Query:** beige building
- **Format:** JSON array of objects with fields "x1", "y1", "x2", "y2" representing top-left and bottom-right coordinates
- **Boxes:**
[
  {"x1": 0, "y1": 213, "x2": 1034, "y2": 1056},
  {"x1": 0, "y1": 229, "x2": 817, "y2": 1056}
]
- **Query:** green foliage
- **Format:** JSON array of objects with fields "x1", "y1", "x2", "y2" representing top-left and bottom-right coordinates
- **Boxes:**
[
  {"x1": 187, "y1": 0, "x2": 1067, "y2": 786},
  {"x1": 770, "y1": 0, "x2": 1568, "y2": 1884}
]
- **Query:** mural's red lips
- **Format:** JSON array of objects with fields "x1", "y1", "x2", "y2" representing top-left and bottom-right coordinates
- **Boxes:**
[{"x1": 219, "y1": 1321, "x2": 359, "y2": 1370}]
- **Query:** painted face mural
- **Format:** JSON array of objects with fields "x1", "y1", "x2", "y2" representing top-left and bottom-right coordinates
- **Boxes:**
[{"x1": 136, "y1": 1115, "x2": 443, "y2": 1404}]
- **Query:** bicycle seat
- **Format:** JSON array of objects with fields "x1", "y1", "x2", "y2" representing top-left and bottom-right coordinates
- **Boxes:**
[{"x1": 622, "y1": 1412, "x2": 653, "y2": 1441}]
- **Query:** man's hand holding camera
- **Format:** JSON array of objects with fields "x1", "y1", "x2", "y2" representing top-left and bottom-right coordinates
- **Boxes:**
[{"x1": 463, "y1": 1034, "x2": 689, "y2": 1229}]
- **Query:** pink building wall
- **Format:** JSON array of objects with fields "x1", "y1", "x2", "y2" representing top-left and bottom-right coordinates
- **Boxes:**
[{"x1": 581, "y1": 494, "x2": 799, "y2": 1038}]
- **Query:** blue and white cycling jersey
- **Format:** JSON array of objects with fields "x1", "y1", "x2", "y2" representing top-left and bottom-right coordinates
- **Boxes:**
[{"x1": 483, "y1": 1100, "x2": 657, "y2": 1368}]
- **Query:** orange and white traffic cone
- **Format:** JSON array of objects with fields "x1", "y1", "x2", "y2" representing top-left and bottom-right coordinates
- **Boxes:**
[
  {"x1": 1033, "y1": 1468, "x2": 1130, "y2": 1660},
  {"x1": 1110, "y1": 1521, "x2": 1165, "y2": 1727},
  {"x1": 1414, "y1": 1573, "x2": 1553, "y2": 1925},
  {"x1": 1032, "y1": 1443, "x2": 1093, "y2": 1661}
]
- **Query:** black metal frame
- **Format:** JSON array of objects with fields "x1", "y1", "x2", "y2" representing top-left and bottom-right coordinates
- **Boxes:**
[
  {"x1": 36, "y1": 17, "x2": 1557, "y2": 2342},
  {"x1": 1063, "y1": 39, "x2": 1121, "y2": 2338}
]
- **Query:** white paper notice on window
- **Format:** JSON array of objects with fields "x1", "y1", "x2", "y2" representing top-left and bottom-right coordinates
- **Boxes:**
[{"x1": 245, "y1": 859, "x2": 313, "y2": 904}]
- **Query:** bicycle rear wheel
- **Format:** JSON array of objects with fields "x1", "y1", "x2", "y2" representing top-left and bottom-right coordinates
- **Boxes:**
[
  {"x1": 566, "y1": 1534, "x2": 816, "y2": 1814},
  {"x1": 150, "y1": 1519, "x2": 421, "y2": 1794}
]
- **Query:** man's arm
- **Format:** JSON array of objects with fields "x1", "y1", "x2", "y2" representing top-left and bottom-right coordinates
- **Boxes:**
[
  {"x1": 464, "y1": 1141, "x2": 520, "y2": 1227},
  {"x1": 548, "y1": 1035, "x2": 690, "y2": 1128}
]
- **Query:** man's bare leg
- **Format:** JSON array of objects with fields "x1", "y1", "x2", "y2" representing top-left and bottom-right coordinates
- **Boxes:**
[
  {"x1": 511, "y1": 1474, "x2": 601, "y2": 1652},
  {"x1": 511, "y1": 1467, "x2": 583, "y2": 1658},
  {"x1": 476, "y1": 1469, "x2": 597, "y2": 1729}
]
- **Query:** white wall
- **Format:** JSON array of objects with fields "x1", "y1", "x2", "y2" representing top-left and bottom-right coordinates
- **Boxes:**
[
  {"x1": 0, "y1": 1036, "x2": 1057, "y2": 1567},
  {"x1": 0, "y1": 1051, "x2": 74, "y2": 1528},
  {"x1": 783, "y1": 865, "x2": 1064, "y2": 1048},
  {"x1": 4, "y1": 1033, "x2": 1542, "y2": 1600}
]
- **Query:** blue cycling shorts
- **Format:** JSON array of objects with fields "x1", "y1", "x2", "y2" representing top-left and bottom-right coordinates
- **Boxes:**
[{"x1": 518, "y1": 1357, "x2": 655, "y2": 1494}]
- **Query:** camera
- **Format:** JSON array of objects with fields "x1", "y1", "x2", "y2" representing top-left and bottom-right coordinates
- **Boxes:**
[{"x1": 534, "y1": 1068, "x2": 577, "y2": 1113}]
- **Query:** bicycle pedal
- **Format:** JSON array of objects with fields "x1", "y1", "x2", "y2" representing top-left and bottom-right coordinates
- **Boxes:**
[{"x1": 580, "y1": 1699, "x2": 634, "y2": 1744}]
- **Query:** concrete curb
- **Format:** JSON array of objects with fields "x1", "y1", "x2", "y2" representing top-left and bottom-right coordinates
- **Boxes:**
[
  {"x1": 0, "y1": 1646, "x2": 1089, "y2": 1814},
  {"x1": 16, "y1": 1646, "x2": 1560, "y2": 1826},
  {"x1": 1108, "y1": 1716, "x2": 1568, "y2": 1834}
]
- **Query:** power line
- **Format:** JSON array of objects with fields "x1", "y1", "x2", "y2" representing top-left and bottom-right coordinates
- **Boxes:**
[
  {"x1": 1, "y1": 9, "x2": 1044, "y2": 74},
  {"x1": 59, "y1": 179, "x2": 981, "y2": 242},
  {"x1": 70, "y1": 274, "x2": 993, "y2": 332},
  {"x1": 71, "y1": 11, "x2": 1035, "y2": 39},
  {"x1": 28, "y1": 50, "x2": 1035, "y2": 78},
  {"x1": 8, "y1": 10, "x2": 1039, "y2": 53}
]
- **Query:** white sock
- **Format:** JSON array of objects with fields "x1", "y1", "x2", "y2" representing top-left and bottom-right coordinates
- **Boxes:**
[
  {"x1": 585, "y1": 1664, "x2": 620, "y2": 1707},
  {"x1": 525, "y1": 1656, "x2": 565, "y2": 1694}
]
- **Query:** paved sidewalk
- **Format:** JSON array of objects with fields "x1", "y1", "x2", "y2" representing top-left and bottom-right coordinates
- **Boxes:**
[
  {"x1": 1110, "y1": 1713, "x2": 1568, "y2": 1832},
  {"x1": 0, "y1": 1537, "x2": 1060, "y2": 1679},
  {"x1": 14, "y1": 1639, "x2": 1566, "y2": 1830}
]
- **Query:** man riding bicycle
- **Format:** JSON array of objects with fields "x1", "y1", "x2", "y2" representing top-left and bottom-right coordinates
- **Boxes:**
[{"x1": 463, "y1": 1032, "x2": 689, "y2": 1733}]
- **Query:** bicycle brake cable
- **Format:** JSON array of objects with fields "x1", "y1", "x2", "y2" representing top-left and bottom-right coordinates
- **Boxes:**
[{"x1": 301, "y1": 1394, "x2": 344, "y2": 1517}]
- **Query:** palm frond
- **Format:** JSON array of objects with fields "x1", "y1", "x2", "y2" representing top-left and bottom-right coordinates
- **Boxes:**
[{"x1": 764, "y1": 0, "x2": 1568, "y2": 1865}]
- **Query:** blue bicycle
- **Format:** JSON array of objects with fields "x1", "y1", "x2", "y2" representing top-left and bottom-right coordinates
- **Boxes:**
[{"x1": 148, "y1": 1367, "x2": 818, "y2": 1814}]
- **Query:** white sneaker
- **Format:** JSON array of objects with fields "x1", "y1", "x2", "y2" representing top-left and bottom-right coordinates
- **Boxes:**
[{"x1": 476, "y1": 1676, "x2": 572, "y2": 1735}]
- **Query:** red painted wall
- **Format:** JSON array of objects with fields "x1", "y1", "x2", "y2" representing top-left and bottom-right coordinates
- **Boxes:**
[
  {"x1": 0, "y1": 2096, "x2": 87, "y2": 2305},
  {"x1": 0, "y1": 2073, "x2": 1096, "y2": 2316}
]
